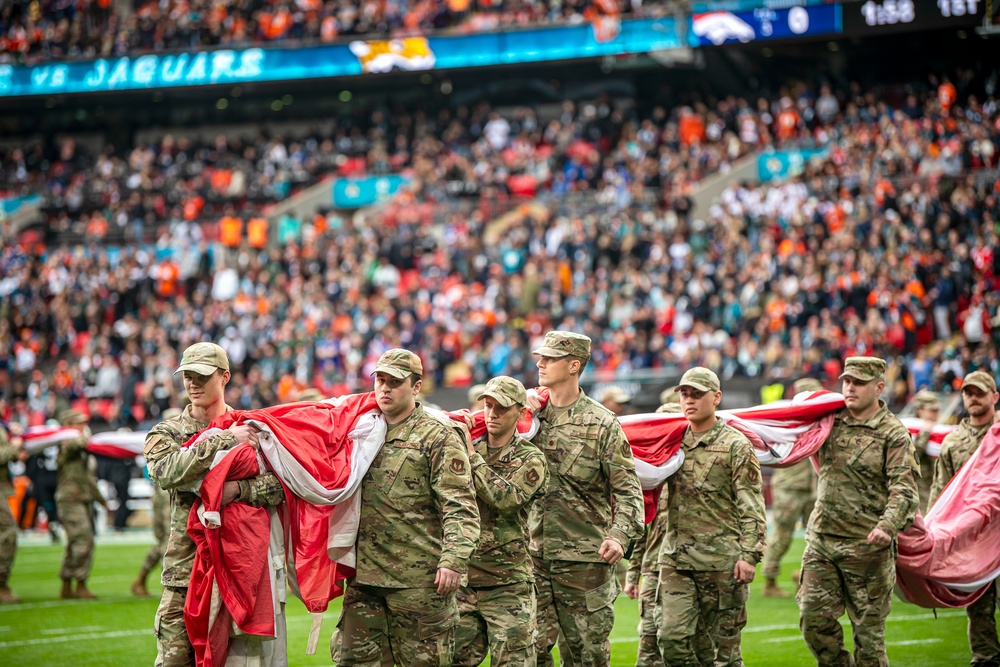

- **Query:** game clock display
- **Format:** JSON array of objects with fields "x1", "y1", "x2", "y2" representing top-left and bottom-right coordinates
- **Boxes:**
[{"x1": 848, "y1": 0, "x2": 983, "y2": 33}]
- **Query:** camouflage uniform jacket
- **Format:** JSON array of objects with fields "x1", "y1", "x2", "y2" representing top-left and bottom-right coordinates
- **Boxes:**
[
  {"x1": 528, "y1": 389, "x2": 644, "y2": 562},
  {"x1": 356, "y1": 404, "x2": 480, "y2": 588},
  {"x1": 55, "y1": 433, "x2": 101, "y2": 503},
  {"x1": 467, "y1": 433, "x2": 548, "y2": 587},
  {"x1": 658, "y1": 419, "x2": 766, "y2": 572},
  {"x1": 0, "y1": 428, "x2": 16, "y2": 495},
  {"x1": 928, "y1": 418, "x2": 992, "y2": 508},
  {"x1": 625, "y1": 507, "x2": 668, "y2": 585},
  {"x1": 912, "y1": 428, "x2": 936, "y2": 509},
  {"x1": 143, "y1": 405, "x2": 284, "y2": 587},
  {"x1": 809, "y1": 402, "x2": 919, "y2": 540},
  {"x1": 770, "y1": 459, "x2": 816, "y2": 493}
]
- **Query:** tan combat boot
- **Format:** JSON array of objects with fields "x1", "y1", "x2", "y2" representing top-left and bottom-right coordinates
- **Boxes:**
[
  {"x1": 130, "y1": 571, "x2": 150, "y2": 597},
  {"x1": 74, "y1": 580, "x2": 97, "y2": 600},
  {"x1": 60, "y1": 579, "x2": 75, "y2": 599},
  {"x1": 0, "y1": 586, "x2": 20, "y2": 604},
  {"x1": 763, "y1": 577, "x2": 790, "y2": 598}
]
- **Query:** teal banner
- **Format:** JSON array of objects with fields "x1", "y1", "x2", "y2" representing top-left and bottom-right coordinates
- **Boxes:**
[
  {"x1": 0, "y1": 18, "x2": 682, "y2": 98},
  {"x1": 758, "y1": 147, "x2": 828, "y2": 182},
  {"x1": 0, "y1": 194, "x2": 41, "y2": 216},
  {"x1": 332, "y1": 175, "x2": 411, "y2": 209}
]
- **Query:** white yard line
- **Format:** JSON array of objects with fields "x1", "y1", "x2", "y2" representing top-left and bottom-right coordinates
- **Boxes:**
[
  {"x1": 0, "y1": 600, "x2": 84, "y2": 612},
  {"x1": 887, "y1": 638, "x2": 943, "y2": 646},
  {"x1": 0, "y1": 629, "x2": 149, "y2": 648},
  {"x1": 0, "y1": 598, "x2": 133, "y2": 612},
  {"x1": 761, "y1": 635, "x2": 808, "y2": 644},
  {"x1": 611, "y1": 609, "x2": 966, "y2": 644},
  {"x1": 40, "y1": 625, "x2": 104, "y2": 634}
]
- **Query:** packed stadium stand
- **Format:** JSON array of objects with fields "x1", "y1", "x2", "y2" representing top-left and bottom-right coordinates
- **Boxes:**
[{"x1": 0, "y1": 0, "x2": 677, "y2": 64}]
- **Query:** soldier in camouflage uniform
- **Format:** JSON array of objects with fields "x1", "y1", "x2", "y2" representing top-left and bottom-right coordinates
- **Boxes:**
[
  {"x1": 132, "y1": 408, "x2": 181, "y2": 598},
  {"x1": 626, "y1": 381, "x2": 679, "y2": 667},
  {"x1": 453, "y1": 376, "x2": 548, "y2": 667},
  {"x1": 911, "y1": 390, "x2": 941, "y2": 515},
  {"x1": 929, "y1": 371, "x2": 1000, "y2": 667},
  {"x1": 762, "y1": 378, "x2": 821, "y2": 598},
  {"x1": 624, "y1": 501, "x2": 668, "y2": 667},
  {"x1": 338, "y1": 349, "x2": 480, "y2": 667},
  {"x1": 469, "y1": 384, "x2": 488, "y2": 412},
  {"x1": 654, "y1": 367, "x2": 766, "y2": 667},
  {"x1": 0, "y1": 424, "x2": 23, "y2": 604},
  {"x1": 528, "y1": 331, "x2": 644, "y2": 667},
  {"x1": 598, "y1": 387, "x2": 631, "y2": 417},
  {"x1": 56, "y1": 409, "x2": 104, "y2": 600},
  {"x1": 798, "y1": 357, "x2": 919, "y2": 667},
  {"x1": 655, "y1": 387, "x2": 680, "y2": 414},
  {"x1": 131, "y1": 486, "x2": 170, "y2": 598},
  {"x1": 144, "y1": 343, "x2": 285, "y2": 667}
]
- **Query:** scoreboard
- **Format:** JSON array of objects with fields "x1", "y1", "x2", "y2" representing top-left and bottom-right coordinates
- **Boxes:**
[{"x1": 844, "y1": 0, "x2": 984, "y2": 34}]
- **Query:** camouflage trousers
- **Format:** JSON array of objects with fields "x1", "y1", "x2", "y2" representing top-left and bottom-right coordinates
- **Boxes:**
[
  {"x1": 141, "y1": 486, "x2": 170, "y2": 574},
  {"x1": 635, "y1": 572, "x2": 664, "y2": 667},
  {"x1": 454, "y1": 581, "x2": 536, "y2": 667},
  {"x1": 533, "y1": 558, "x2": 617, "y2": 667},
  {"x1": 0, "y1": 494, "x2": 16, "y2": 587},
  {"x1": 967, "y1": 579, "x2": 1000, "y2": 667},
  {"x1": 57, "y1": 500, "x2": 94, "y2": 581},
  {"x1": 154, "y1": 585, "x2": 194, "y2": 667},
  {"x1": 655, "y1": 565, "x2": 748, "y2": 667},
  {"x1": 762, "y1": 487, "x2": 815, "y2": 580},
  {"x1": 797, "y1": 535, "x2": 894, "y2": 667},
  {"x1": 338, "y1": 583, "x2": 457, "y2": 667},
  {"x1": 915, "y1": 453, "x2": 935, "y2": 516}
]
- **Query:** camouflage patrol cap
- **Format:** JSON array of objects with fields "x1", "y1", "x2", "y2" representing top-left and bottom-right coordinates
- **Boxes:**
[
  {"x1": 532, "y1": 331, "x2": 592, "y2": 360},
  {"x1": 913, "y1": 389, "x2": 940, "y2": 410},
  {"x1": 162, "y1": 408, "x2": 183, "y2": 421},
  {"x1": 175, "y1": 342, "x2": 230, "y2": 376},
  {"x1": 659, "y1": 386, "x2": 679, "y2": 406},
  {"x1": 59, "y1": 409, "x2": 89, "y2": 426},
  {"x1": 295, "y1": 388, "x2": 326, "y2": 402},
  {"x1": 372, "y1": 348, "x2": 423, "y2": 379},
  {"x1": 962, "y1": 370, "x2": 997, "y2": 394},
  {"x1": 677, "y1": 367, "x2": 721, "y2": 393},
  {"x1": 792, "y1": 378, "x2": 824, "y2": 394},
  {"x1": 468, "y1": 384, "x2": 488, "y2": 405},
  {"x1": 599, "y1": 386, "x2": 631, "y2": 405},
  {"x1": 839, "y1": 356, "x2": 886, "y2": 382},
  {"x1": 478, "y1": 376, "x2": 527, "y2": 408}
]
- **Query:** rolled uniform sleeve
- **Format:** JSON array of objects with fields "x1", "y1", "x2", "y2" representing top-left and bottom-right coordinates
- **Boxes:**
[
  {"x1": 144, "y1": 427, "x2": 238, "y2": 490},
  {"x1": 732, "y1": 441, "x2": 767, "y2": 566},
  {"x1": 875, "y1": 430, "x2": 920, "y2": 538},
  {"x1": 431, "y1": 430, "x2": 481, "y2": 574},
  {"x1": 602, "y1": 421, "x2": 644, "y2": 550},
  {"x1": 236, "y1": 473, "x2": 285, "y2": 506},
  {"x1": 470, "y1": 451, "x2": 547, "y2": 514}
]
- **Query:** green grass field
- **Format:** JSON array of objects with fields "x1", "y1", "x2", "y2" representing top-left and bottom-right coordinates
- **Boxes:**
[{"x1": 0, "y1": 534, "x2": 975, "y2": 666}]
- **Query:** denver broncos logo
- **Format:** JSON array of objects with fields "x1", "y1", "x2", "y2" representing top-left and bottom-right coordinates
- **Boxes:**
[{"x1": 349, "y1": 38, "x2": 436, "y2": 74}]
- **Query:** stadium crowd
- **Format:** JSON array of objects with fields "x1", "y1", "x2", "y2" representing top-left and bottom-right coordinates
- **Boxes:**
[
  {"x1": 2, "y1": 90, "x2": 763, "y2": 243},
  {"x1": 0, "y1": 0, "x2": 678, "y2": 64},
  {"x1": 1, "y1": 75, "x2": 999, "y2": 435}
]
